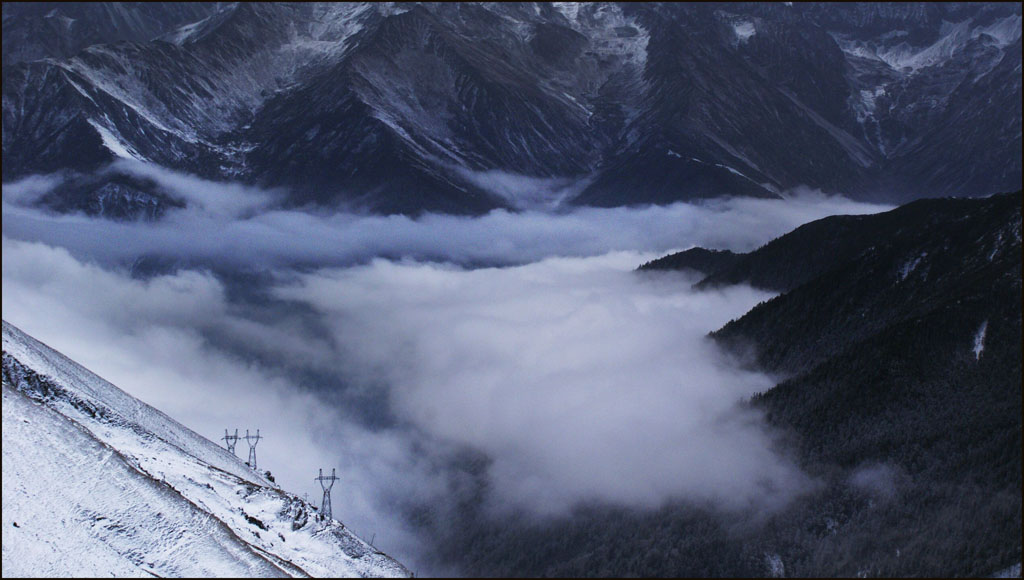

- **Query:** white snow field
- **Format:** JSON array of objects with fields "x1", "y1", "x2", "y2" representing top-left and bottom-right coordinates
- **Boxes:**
[{"x1": 1, "y1": 320, "x2": 410, "y2": 578}]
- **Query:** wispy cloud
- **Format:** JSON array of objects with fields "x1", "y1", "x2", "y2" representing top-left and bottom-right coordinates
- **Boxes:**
[{"x1": 2, "y1": 167, "x2": 891, "y2": 269}]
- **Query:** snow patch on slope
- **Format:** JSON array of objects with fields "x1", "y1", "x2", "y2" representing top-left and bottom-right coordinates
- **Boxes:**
[
  {"x1": 975, "y1": 14, "x2": 1023, "y2": 47},
  {"x1": 853, "y1": 86, "x2": 887, "y2": 123},
  {"x1": 552, "y1": 2, "x2": 581, "y2": 23},
  {"x1": 1, "y1": 320, "x2": 409, "y2": 578},
  {"x1": 732, "y1": 21, "x2": 757, "y2": 43},
  {"x1": 973, "y1": 320, "x2": 988, "y2": 360},
  {"x1": 877, "y1": 19, "x2": 975, "y2": 71},
  {"x1": 63, "y1": 2, "x2": 380, "y2": 156},
  {"x1": 765, "y1": 553, "x2": 785, "y2": 577},
  {"x1": 88, "y1": 119, "x2": 145, "y2": 160},
  {"x1": 991, "y1": 562, "x2": 1022, "y2": 578},
  {"x1": 553, "y1": 3, "x2": 650, "y2": 93},
  {"x1": 835, "y1": 15, "x2": 1021, "y2": 74},
  {"x1": 898, "y1": 252, "x2": 927, "y2": 281}
]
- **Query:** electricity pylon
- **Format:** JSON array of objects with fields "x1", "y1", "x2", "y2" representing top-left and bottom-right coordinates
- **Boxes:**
[
  {"x1": 315, "y1": 468, "x2": 340, "y2": 520},
  {"x1": 244, "y1": 429, "x2": 261, "y2": 470},
  {"x1": 221, "y1": 428, "x2": 239, "y2": 455}
]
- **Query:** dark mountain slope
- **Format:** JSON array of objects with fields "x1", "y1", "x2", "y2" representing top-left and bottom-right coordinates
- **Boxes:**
[
  {"x1": 574, "y1": 4, "x2": 870, "y2": 206},
  {"x1": 877, "y1": 37, "x2": 1024, "y2": 204},
  {"x1": 710, "y1": 192, "x2": 1021, "y2": 373},
  {"x1": 3, "y1": 3, "x2": 1020, "y2": 215},
  {"x1": 637, "y1": 247, "x2": 741, "y2": 274},
  {"x1": 413, "y1": 192, "x2": 1022, "y2": 577},
  {"x1": 1, "y1": 3, "x2": 218, "y2": 66},
  {"x1": 709, "y1": 191, "x2": 1023, "y2": 575},
  {"x1": 240, "y1": 4, "x2": 601, "y2": 214},
  {"x1": 644, "y1": 193, "x2": 1019, "y2": 296}
]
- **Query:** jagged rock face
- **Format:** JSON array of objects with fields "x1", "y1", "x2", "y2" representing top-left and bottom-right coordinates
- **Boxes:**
[
  {"x1": 1, "y1": 3, "x2": 220, "y2": 65},
  {"x1": 2, "y1": 2, "x2": 1020, "y2": 215}
]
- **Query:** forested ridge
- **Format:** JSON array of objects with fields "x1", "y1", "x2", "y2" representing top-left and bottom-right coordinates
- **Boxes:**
[{"x1": 417, "y1": 192, "x2": 1021, "y2": 577}]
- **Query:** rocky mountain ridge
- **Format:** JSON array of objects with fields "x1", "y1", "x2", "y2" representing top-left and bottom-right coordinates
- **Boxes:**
[{"x1": 3, "y1": 2, "x2": 1020, "y2": 216}]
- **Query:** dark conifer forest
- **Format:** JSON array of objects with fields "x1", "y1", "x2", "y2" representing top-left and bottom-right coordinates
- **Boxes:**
[{"x1": 420, "y1": 192, "x2": 1022, "y2": 577}]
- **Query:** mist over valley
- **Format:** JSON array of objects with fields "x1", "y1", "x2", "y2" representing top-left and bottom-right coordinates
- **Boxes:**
[{"x1": 2, "y1": 2, "x2": 1020, "y2": 577}]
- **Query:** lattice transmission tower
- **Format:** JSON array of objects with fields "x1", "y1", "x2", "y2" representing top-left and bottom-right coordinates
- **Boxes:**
[
  {"x1": 221, "y1": 428, "x2": 240, "y2": 455},
  {"x1": 244, "y1": 429, "x2": 262, "y2": 470},
  {"x1": 315, "y1": 468, "x2": 340, "y2": 520}
]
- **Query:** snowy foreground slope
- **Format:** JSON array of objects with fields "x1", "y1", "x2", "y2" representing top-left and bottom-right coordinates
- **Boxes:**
[{"x1": 1, "y1": 320, "x2": 410, "y2": 578}]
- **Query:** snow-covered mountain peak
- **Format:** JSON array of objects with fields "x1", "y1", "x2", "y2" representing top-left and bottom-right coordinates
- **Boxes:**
[
  {"x1": 2, "y1": 2, "x2": 1019, "y2": 213},
  {"x1": 834, "y1": 13, "x2": 1021, "y2": 74},
  {"x1": 1, "y1": 320, "x2": 411, "y2": 578}
]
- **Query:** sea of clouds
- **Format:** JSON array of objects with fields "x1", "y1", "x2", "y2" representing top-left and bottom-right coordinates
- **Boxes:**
[{"x1": 1, "y1": 163, "x2": 893, "y2": 571}]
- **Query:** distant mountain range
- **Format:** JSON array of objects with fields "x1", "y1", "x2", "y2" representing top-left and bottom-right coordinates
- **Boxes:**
[{"x1": 3, "y1": 2, "x2": 1021, "y2": 216}]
